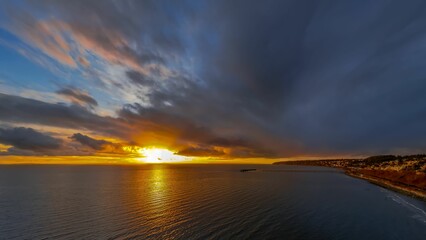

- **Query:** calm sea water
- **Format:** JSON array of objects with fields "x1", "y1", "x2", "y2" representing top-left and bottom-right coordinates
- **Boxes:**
[{"x1": 0, "y1": 164, "x2": 425, "y2": 240}]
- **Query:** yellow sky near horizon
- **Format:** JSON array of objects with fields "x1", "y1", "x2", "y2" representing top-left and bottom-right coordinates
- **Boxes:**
[
  {"x1": 0, "y1": 156, "x2": 278, "y2": 165},
  {"x1": 0, "y1": 154, "x2": 358, "y2": 165}
]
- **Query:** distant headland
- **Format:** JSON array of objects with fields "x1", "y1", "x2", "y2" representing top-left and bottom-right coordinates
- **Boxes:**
[{"x1": 274, "y1": 155, "x2": 426, "y2": 200}]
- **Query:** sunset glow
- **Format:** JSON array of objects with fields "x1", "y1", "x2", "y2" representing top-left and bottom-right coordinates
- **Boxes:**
[
  {"x1": 1, "y1": 0, "x2": 426, "y2": 165},
  {"x1": 1, "y1": 1, "x2": 426, "y2": 239},
  {"x1": 138, "y1": 148, "x2": 189, "y2": 163}
]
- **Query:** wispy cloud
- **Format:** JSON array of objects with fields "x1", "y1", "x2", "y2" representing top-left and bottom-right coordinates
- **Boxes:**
[{"x1": 56, "y1": 87, "x2": 98, "y2": 109}]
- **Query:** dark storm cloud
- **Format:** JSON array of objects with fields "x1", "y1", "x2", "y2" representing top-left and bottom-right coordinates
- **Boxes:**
[
  {"x1": 70, "y1": 133, "x2": 116, "y2": 150},
  {"x1": 0, "y1": 127, "x2": 129, "y2": 156},
  {"x1": 184, "y1": 0, "x2": 426, "y2": 155},
  {"x1": 0, "y1": 93, "x2": 128, "y2": 138},
  {"x1": 3, "y1": 0, "x2": 426, "y2": 157},
  {"x1": 0, "y1": 93, "x2": 276, "y2": 157},
  {"x1": 56, "y1": 87, "x2": 98, "y2": 108},
  {"x1": 119, "y1": 103, "x2": 281, "y2": 157},
  {"x1": 70, "y1": 133, "x2": 109, "y2": 150},
  {"x1": 69, "y1": 133, "x2": 129, "y2": 155},
  {"x1": 0, "y1": 127, "x2": 61, "y2": 151},
  {"x1": 177, "y1": 147, "x2": 224, "y2": 157}
]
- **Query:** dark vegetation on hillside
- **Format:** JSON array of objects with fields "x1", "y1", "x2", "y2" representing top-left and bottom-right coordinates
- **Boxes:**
[{"x1": 274, "y1": 155, "x2": 426, "y2": 172}]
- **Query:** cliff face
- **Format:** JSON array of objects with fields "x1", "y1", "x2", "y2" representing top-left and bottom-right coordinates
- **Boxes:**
[{"x1": 274, "y1": 155, "x2": 426, "y2": 199}]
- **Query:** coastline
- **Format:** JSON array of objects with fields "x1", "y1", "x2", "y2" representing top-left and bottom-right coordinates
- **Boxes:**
[
  {"x1": 344, "y1": 169, "x2": 426, "y2": 201},
  {"x1": 273, "y1": 156, "x2": 426, "y2": 201}
]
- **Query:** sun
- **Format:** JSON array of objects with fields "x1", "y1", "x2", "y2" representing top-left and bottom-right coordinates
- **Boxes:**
[{"x1": 138, "y1": 147, "x2": 188, "y2": 163}]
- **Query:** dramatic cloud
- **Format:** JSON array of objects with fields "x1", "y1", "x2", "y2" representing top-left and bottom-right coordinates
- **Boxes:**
[
  {"x1": 0, "y1": 93, "x2": 127, "y2": 138},
  {"x1": 57, "y1": 87, "x2": 98, "y2": 109},
  {"x1": 0, "y1": 92, "x2": 279, "y2": 157},
  {"x1": 118, "y1": 103, "x2": 281, "y2": 157},
  {"x1": 2, "y1": 0, "x2": 426, "y2": 160},
  {"x1": 70, "y1": 133, "x2": 110, "y2": 150},
  {"x1": 69, "y1": 133, "x2": 126, "y2": 154},
  {"x1": 0, "y1": 127, "x2": 61, "y2": 152},
  {"x1": 177, "y1": 147, "x2": 225, "y2": 157}
]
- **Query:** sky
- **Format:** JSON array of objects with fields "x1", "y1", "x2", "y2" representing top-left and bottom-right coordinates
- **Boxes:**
[{"x1": 1, "y1": 0, "x2": 426, "y2": 164}]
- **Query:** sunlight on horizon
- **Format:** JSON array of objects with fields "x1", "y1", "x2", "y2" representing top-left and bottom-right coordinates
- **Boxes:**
[{"x1": 138, "y1": 147, "x2": 189, "y2": 163}]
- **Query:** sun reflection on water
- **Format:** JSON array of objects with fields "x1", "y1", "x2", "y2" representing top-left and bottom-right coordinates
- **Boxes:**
[{"x1": 150, "y1": 167, "x2": 165, "y2": 196}]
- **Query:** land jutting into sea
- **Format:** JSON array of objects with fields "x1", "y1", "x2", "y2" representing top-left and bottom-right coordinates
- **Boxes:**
[{"x1": 274, "y1": 155, "x2": 426, "y2": 200}]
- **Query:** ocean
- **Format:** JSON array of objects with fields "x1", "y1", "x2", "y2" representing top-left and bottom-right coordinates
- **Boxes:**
[{"x1": 0, "y1": 164, "x2": 425, "y2": 239}]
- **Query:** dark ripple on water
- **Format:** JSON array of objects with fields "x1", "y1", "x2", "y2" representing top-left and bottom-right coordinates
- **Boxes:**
[{"x1": 0, "y1": 164, "x2": 425, "y2": 240}]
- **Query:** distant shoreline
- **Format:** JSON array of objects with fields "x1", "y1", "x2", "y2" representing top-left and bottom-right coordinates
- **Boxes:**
[
  {"x1": 344, "y1": 169, "x2": 426, "y2": 200},
  {"x1": 273, "y1": 155, "x2": 426, "y2": 201}
]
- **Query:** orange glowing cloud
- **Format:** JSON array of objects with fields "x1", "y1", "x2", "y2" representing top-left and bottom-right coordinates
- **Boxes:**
[{"x1": 10, "y1": 17, "x2": 156, "y2": 74}]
